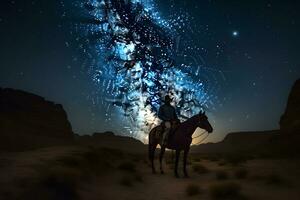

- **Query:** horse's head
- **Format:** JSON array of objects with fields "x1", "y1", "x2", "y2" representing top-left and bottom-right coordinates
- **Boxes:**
[{"x1": 197, "y1": 111, "x2": 213, "y2": 133}]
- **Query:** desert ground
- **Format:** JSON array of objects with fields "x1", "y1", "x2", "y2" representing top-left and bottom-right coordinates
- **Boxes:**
[{"x1": 1, "y1": 144, "x2": 300, "y2": 200}]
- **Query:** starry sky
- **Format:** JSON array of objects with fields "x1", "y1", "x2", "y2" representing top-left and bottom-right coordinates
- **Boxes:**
[{"x1": 0, "y1": 0, "x2": 299, "y2": 143}]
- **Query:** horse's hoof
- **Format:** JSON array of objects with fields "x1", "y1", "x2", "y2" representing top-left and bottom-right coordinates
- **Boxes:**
[
  {"x1": 175, "y1": 173, "x2": 179, "y2": 178},
  {"x1": 161, "y1": 171, "x2": 164, "y2": 174}
]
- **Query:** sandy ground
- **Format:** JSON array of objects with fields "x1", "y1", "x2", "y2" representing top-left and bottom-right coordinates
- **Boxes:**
[{"x1": 0, "y1": 146, "x2": 300, "y2": 200}]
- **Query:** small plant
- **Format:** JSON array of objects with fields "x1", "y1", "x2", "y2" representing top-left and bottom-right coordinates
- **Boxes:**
[
  {"x1": 218, "y1": 160, "x2": 227, "y2": 166},
  {"x1": 209, "y1": 156, "x2": 220, "y2": 162},
  {"x1": 234, "y1": 168, "x2": 248, "y2": 179},
  {"x1": 209, "y1": 182, "x2": 242, "y2": 199},
  {"x1": 192, "y1": 157, "x2": 202, "y2": 162},
  {"x1": 224, "y1": 154, "x2": 248, "y2": 166},
  {"x1": 265, "y1": 173, "x2": 285, "y2": 185},
  {"x1": 118, "y1": 161, "x2": 136, "y2": 173},
  {"x1": 192, "y1": 164, "x2": 209, "y2": 174},
  {"x1": 35, "y1": 166, "x2": 81, "y2": 200},
  {"x1": 134, "y1": 173, "x2": 143, "y2": 182},
  {"x1": 56, "y1": 156, "x2": 83, "y2": 168},
  {"x1": 185, "y1": 183, "x2": 201, "y2": 196},
  {"x1": 119, "y1": 176, "x2": 133, "y2": 187},
  {"x1": 216, "y1": 170, "x2": 228, "y2": 180}
]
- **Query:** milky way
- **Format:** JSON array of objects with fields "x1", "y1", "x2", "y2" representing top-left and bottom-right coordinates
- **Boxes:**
[{"x1": 73, "y1": 0, "x2": 224, "y2": 142}]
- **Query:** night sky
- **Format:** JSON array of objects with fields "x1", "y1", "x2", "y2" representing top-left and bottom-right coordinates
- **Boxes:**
[{"x1": 0, "y1": 0, "x2": 299, "y2": 143}]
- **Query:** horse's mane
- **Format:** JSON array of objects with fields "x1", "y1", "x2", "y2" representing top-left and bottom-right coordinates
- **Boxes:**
[{"x1": 181, "y1": 114, "x2": 199, "y2": 125}]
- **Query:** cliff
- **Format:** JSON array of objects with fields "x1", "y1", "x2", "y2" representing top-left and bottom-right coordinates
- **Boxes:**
[
  {"x1": 0, "y1": 88, "x2": 73, "y2": 151},
  {"x1": 280, "y1": 79, "x2": 300, "y2": 133}
]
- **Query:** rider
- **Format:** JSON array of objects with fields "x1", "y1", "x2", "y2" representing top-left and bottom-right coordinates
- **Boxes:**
[{"x1": 158, "y1": 95, "x2": 178, "y2": 145}]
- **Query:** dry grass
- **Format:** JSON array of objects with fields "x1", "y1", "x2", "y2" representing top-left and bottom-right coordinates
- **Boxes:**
[
  {"x1": 224, "y1": 154, "x2": 249, "y2": 166},
  {"x1": 216, "y1": 170, "x2": 229, "y2": 180},
  {"x1": 192, "y1": 157, "x2": 202, "y2": 162},
  {"x1": 20, "y1": 166, "x2": 82, "y2": 200},
  {"x1": 192, "y1": 164, "x2": 209, "y2": 174},
  {"x1": 119, "y1": 175, "x2": 134, "y2": 187},
  {"x1": 209, "y1": 182, "x2": 243, "y2": 199},
  {"x1": 265, "y1": 173, "x2": 286, "y2": 186},
  {"x1": 185, "y1": 183, "x2": 202, "y2": 196},
  {"x1": 118, "y1": 161, "x2": 136, "y2": 173},
  {"x1": 234, "y1": 168, "x2": 248, "y2": 179}
]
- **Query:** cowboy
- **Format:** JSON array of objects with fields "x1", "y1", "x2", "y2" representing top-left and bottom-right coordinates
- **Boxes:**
[{"x1": 158, "y1": 95, "x2": 178, "y2": 145}]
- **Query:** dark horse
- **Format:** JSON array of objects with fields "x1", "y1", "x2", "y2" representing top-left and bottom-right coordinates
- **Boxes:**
[{"x1": 148, "y1": 111, "x2": 213, "y2": 177}]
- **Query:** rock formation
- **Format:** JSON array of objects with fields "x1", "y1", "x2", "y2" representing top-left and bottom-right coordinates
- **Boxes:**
[
  {"x1": 280, "y1": 79, "x2": 300, "y2": 133},
  {"x1": 0, "y1": 88, "x2": 73, "y2": 151},
  {"x1": 75, "y1": 131, "x2": 146, "y2": 154}
]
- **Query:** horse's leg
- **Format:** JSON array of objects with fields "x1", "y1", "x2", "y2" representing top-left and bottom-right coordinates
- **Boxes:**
[
  {"x1": 148, "y1": 133, "x2": 157, "y2": 174},
  {"x1": 149, "y1": 144, "x2": 157, "y2": 174},
  {"x1": 159, "y1": 146, "x2": 166, "y2": 174},
  {"x1": 183, "y1": 148, "x2": 190, "y2": 177},
  {"x1": 174, "y1": 150, "x2": 180, "y2": 178}
]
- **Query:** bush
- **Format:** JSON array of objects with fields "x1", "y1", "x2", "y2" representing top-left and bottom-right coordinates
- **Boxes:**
[
  {"x1": 216, "y1": 170, "x2": 228, "y2": 180},
  {"x1": 265, "y1": 173, "x2": 285, "y2": 185},
  {"x1": 185, "y1": 184, "x2": 201, "y2": 196},
  {"x1": 118, "y1": 161, "x2": 136, "y2": 173},
  {"x1": 192, "y1": 164, "x2": 209, "y2": 174},
  {"x1": 24, "y1": 166, "x2": 82, "y2": 200},
  {"x1": 134, "y1": 173, "x2": 143, "y2": 182},
  {"x1": 209, "y1": 182, "x2": 242, "y2": 199},
  {"x1": 119, "y1": 176, "x2": 133, "y2": 187},
  {"x1": 56, "y1": 156, "x2": 84, "y2": 168},
  {"x1": 218, "y1": 160, "x2": 227, "y2": 166},
  {"x1": 224, "y1": 154, "x2": 248, "y2": 166},
  {"x1": 192, "y1": 157, "x2": 202, "y2": 162},
  {"x1": 234, "y1": 168, "x2": 248, "y2": 179}
]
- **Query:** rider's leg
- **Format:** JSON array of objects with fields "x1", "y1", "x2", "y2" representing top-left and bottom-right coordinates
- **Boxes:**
[{"x1": 162, "y1": 121, "x2": 171, "y2": 145}]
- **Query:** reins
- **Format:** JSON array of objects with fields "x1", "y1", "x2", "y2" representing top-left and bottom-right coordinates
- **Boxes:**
[
  {"x1": 192, "y1": 130, "x2": 207, "y2": 139},
  {"x1": 192, "y1": 130, "x2": 210, "y2": 145}
]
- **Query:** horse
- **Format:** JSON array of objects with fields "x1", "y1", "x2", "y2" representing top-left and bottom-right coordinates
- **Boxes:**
[{"x1": 148, "y1": 111, "x2": 213, "y2": 177}]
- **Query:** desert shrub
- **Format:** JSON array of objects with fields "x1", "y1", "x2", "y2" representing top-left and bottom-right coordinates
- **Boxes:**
[
  {"x1": 218, "y1": 160, "x2": 227, "y2": 166},
  {"x1": 265, "y1": 173, "x2": 285, "y2": 185},
  {"x1": 82, "y1": 150, "x2": 102, "y2": 166},
  {"x1": 118, "y1": 161, "x2": 136, "y2": 173},
  {"x1": 209, "y1": 182, "x2": 242, "y2": 199},
  {"x1": 224, "y1": 154, "x2": 248, "y2": 166},
  {"x1": 119, "y1": 176, "x2": 133, "y2": 187},
  {"x1": 57, "y1": 151, "x2": 112, "y2": 175},
  {"x1": 234, "y1": 168, "x2": 248, "y2": 179},
  {"x1": 209, "y1": 156, "x2": 220, "y2": 162},
  {"x1": 185, "y1": 184, "x2": 202, "y2": 196},
  {"x1": 216, "y1": 170, "x2": 229, "y2": 180},
  {"x1": 192, "y1": 164, "x2": 209, "y2": 174},
  {"x1": 23, "y1": 166, "x2": 82, "y2": 200},
  {"x1": 56, "y1": 156, "x2": 84, "y2": 169},
  {"x1": 134, "y1": 173, "x2": 143, "y2": 182},
  {"x1": 192, "y1": 157, "x2": 202, "y2": 162}
]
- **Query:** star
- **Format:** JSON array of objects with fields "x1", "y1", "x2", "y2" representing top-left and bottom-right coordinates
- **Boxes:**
[{"x1": 232, "y1": 31, "x2": 239, "y2": 37}]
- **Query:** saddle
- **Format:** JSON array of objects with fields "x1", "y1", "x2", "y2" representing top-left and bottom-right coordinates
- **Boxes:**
[{"x1": 156, "y1": 120, "x2": 180, "y2": 142}]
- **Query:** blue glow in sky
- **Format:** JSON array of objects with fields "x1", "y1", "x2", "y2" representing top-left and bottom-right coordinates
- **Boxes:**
[{"x1": 75, "y1": 0, "x2": 223, "y2": 142}]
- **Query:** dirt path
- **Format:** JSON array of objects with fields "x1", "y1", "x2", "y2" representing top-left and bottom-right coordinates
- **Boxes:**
[
  {"x1": 79, "y1": 158, "x2": 300, "y2": 200},
  {"x1": 1, "y1": 146, "x2": 300, "y2": 200}
]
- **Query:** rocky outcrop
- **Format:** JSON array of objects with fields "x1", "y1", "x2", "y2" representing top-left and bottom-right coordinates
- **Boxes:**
[
  {"x1": 75, "y1": 131, "x2": 146, "y2": 154},
  {"x1": 0, "y1": 88, "x2": 73, "y2": 151},
  {"x1": 193, "y1": 79, "x2": 300, "y2": 156},
  {"x1": 280, "y1": 79, "x2": 300, "y2": 133},
  {"x1": 191, "y1": 130, "x2": 279, "y2": 154}
]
